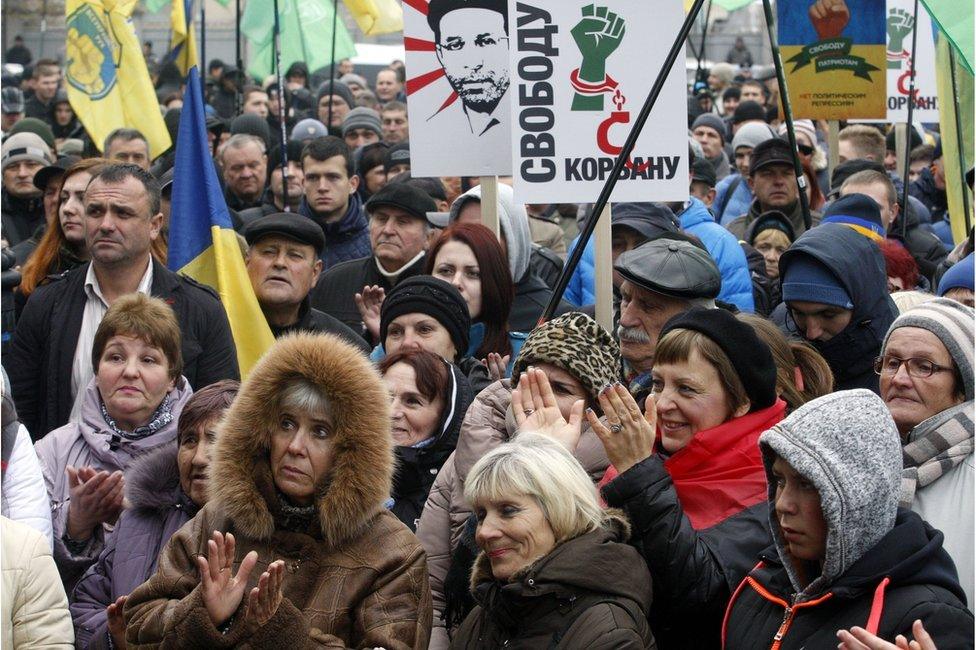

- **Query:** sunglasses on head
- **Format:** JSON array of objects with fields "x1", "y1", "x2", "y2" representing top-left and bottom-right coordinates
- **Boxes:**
[{"x1": 797, "y1": 144, "x2": 814, "y2": 156}]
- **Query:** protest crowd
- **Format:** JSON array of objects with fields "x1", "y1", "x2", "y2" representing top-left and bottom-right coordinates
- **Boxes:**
[{"x1": 0, "y1": 1, "x2": 974, "y2": 647}]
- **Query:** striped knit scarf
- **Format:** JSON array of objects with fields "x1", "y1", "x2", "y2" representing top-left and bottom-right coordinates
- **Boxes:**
[{"x1": 900, "y1": 400, "x2": 975, "y2": 508}]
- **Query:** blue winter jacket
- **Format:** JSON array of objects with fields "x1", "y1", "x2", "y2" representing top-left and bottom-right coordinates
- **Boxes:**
[
  {"x1": 678, "y1": 198, "x2": 755, "y2": 312},
  {"x1": 565, "y1": 234, "x2": 595, "y2": 307},
  {"x1": 300, "y1": 192, "x2": 372, "y2": 271},
  {"x1": 713, "y1": 173, "x2": 754, "y2": 226}
]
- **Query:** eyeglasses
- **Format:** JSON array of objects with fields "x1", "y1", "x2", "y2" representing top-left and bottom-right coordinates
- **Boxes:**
[
  {"x1": 873, "y1": 355, "x2": 954, "y2": 379},
  {"x1": 797, "y1": 144, "x2": 814, "y2": 156}
]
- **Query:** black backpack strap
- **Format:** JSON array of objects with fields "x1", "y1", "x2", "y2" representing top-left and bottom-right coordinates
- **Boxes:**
[
  {"x1": 547, "y1": 595, "x2": 643, "y2": 649},
  {"x1": 716, "y1": 174, "x2": 742, "y2": 222}
]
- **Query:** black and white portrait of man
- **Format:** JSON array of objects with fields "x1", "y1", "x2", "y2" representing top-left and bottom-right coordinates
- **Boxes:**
[{"x1": 427, "y1": 0, "x2": 510, "y2": 136}]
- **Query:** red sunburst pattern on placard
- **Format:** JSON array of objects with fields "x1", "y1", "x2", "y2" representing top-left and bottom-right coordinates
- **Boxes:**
[{"x1": 403, "y1": 0, "x2": 460, "y2": 116}]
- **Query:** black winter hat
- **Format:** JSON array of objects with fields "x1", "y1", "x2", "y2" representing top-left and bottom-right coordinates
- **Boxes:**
[
  {"x1": 746, "y1": 209, "x2": 796, "y2": 245},
  {"x1": 385, "y1": 142, "x2": 411, "y2": 172},
  {"x1": 828, "y1": 159, "x2": 885, "y2": 196},
  {"x1": 659, "y1": 307, "x2": 777, "y2": 412},
  {"x1": 230, "y1": 113, "x2": 271, "y2": 150},
  {"x1": 366, "y1": 180, "x2": 435, "y2": 221},
  {"x1": 244, "y1": 212, "x2": 326, "y2": 256},
  {"x1": 748, "y1": 137, "x2": 793, "y2": 175},
  {"x1": 380, "y1": 276, "x2": 471, "y2": 362},
  {"x1": 611, "y1": 202, "x2": 680, "y2": 242},
  {"x1": 732, "y1": 100, "x2": 766, "y2": 125}
]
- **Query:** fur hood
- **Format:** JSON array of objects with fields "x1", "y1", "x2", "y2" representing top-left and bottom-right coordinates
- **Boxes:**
[
  {"x1": 210, "y1": 333, "x2": 393, "y2": 548},
  {"x1": 123, "y1": 442, "x2": 189, "y2": 513}
]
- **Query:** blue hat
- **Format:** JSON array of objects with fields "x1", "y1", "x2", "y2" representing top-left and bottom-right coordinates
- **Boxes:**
[
  {"x1": 822, "y1": 193, "x2": 886, "y2": 242},
  {"x1": 782, "y1": 255, "x2": 854, "y2": 309},
  {"x1": 938, "y1": 253, "x2": 975, "y2": 297}
]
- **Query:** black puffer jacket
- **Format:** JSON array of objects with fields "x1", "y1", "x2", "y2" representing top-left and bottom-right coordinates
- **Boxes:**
[
  {"x1": 390, "y1": 362, "x2": 472, "y2": 531},
  {"x1": 451, "y1": 513, "x2": 656, "y2": 649},
  {"x1": 888, "y1": 199, "x2": 948, "y2": 282},
  {"x1": 1, "y1": 190, "x2": 44, "y2": 248},
  {"x1": 602, "y1": 455, "x2": 771, "y2": 649},
  {"x1": 724, "y1": 511, "x2": 973, "y2": 649}
]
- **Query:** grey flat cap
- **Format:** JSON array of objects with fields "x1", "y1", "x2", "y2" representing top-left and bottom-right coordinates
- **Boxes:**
[{"x1": 614, "y1": 238, "x2": 721, "y2": 299}]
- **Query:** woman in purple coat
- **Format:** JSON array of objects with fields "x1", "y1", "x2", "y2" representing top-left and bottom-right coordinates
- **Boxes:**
[{"x1": 69, "y1": 380, "x2": 239, "y2": 649}]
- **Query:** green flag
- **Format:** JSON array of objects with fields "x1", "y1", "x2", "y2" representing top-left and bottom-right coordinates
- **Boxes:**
[
  {"x1": 145, "y1": 0, "x2": 226, "y2": 13},
  {"x1": 920, "y1": 0, "x2": 974, "y2": 74},
  {"x1": 242, "y1": 0, "x2": 356, "y2": 82}
]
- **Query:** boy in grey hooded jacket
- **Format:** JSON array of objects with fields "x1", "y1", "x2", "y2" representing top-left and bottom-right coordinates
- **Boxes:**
[{"x1": 722, "y1": 389, "x2": 973, "y2": 649}]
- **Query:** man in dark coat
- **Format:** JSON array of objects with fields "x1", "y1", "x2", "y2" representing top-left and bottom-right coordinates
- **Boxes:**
[
  {"x1": 772, "y1": 223, "x2": 898, "y2": 393},
  {"x1": 1, "y1": 132, "x2": 52, "y2": 247},
  {"x1": 243, "y1": 212, "x2": 370, "y2": 353},
  {"x1": 311, "y1": 182, "x2": 435, "y2": 343},
  {"x1": 5, "y1": 164, "x2": 239, "y2": 440}
]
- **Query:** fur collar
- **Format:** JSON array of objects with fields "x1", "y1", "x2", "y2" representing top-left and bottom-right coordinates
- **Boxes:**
[
  {"x1": 210, "y1": 333, "x2": 393, "y2": 548},
  {"x1": 123, "y1": 442, "x2": 185, "y2": 512}
]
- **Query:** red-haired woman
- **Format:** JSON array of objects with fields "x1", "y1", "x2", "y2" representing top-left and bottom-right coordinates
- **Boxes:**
[
  {"x1": 426, "y1": 223, "x2": 524, "y2": 378},
  {"x1": 880, "y1": 238, "x2": 922, "y2": 292}
]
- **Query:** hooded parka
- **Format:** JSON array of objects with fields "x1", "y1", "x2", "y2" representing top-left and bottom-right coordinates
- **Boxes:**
[
  {"x1": 450, "y1": 512, "x2": 656, "y2": 649},
  {"x1": 122, "y1": 334, "x2": 432, "y2": 649}
]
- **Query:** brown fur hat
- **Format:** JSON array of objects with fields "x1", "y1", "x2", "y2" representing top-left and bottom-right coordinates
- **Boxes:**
[{"x1": 210, "y1": 333, "x2": 393, "y2": 548}]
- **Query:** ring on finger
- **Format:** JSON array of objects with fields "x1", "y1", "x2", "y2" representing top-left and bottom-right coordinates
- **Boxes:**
[
  {"x1": 609, "y1": 423, "x2": 622, "y2": 434},
  {"x1": 523, "y1": 408, "x2": 534, "y2": 416}
]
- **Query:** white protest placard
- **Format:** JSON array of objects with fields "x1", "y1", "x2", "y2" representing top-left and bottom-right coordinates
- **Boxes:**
[
  {"x1": 402, "y1": 0, "x2": 513, "y2": 177},
  {"x1": 875, "y1": 0, "x2": 939, "y2": 122},
  {"x1": 509, "y1": 0, "x2": 688, "y2": 203}
]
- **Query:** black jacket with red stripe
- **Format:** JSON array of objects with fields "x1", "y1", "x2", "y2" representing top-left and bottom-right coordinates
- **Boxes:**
[{"x1": 722, "y1": 510, "x2": 973, "y2": 650}]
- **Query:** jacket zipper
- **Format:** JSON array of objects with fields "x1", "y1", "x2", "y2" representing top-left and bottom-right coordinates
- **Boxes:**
[{"x1": 744, "y1": 576, "x2": 834, "y2": 649}]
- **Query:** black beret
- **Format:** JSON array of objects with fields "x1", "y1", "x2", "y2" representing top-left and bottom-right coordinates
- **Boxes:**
[
  {"x1": 366, "y1": 181, "x2": 437, "y2": 221},
  {"x1": 659, "y1": 307, "x2": 777, "y2": 411},
  {"x1": 243, "y1": 212, "x2": 326, "y2": 256},
  {"x1": 614, "y1": 238, "x2": 721, "y2": 300}
]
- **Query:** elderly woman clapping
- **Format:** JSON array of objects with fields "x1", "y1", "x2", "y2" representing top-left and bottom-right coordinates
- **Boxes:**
[
  {"x1": 450, "y1": 432, "x2": 656, "y2": 649},
  {"x1": 35, "y1": 293, "x2": 193, "y2": 592},
  {"x1": 123, "y1": 333, "x2": 432, "y2": 649}
]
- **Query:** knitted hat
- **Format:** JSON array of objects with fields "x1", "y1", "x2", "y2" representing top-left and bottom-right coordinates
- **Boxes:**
[
  {"x1": 691, "y1": 158, "x2": 717, "y2": 187},
  {"x1": 342, "y1": 107, "x2": 382, "y2": 138},
  {"x1": 691, "y1": 113, "x2": 727, "y2": 144},
  {"x1": 781, "y1": 255, "x2": 853, "y2": 309},
  {"x1": 822, "y1": 193, "x2": 886, "y2": 242},
  {"x1": 380, "y1": 275, "x2": 471, "y2": 362},
  {"x1": 709, "y1": 62, "x2": 735, "y2": 84},
  {"x1": 315, "y1": 80, "x2": 354, "y2": 110},
  {"x1": 511, "y1": 312, "x2": 621, "y2": 402},
  {"x1": 230, "y1": 113, "x2": 271, "y2": 150},
  {"x1": 385, "y1": 142, "x2": 411, "y2": 171},
  {"x1": 885, "y1": 127, "x2": 922, "y2": 152},
  {"x1": 1, "y1": 132, "x2": 54, "y2": 172},
  {"x1": 291, "y1": 118, "x2": 329, "y2": 142},
  {"x1": 732, "y1": 122, "x2": 776, "y2": 153},
  {"x1": 340, "y1": 73, "x2": 368, "y2": 90},
  {"x1": 1, "y1": 86, "x2": 24, "y2": 114},
  {"x1": 881, "y1": 297, "x2": 974, "y2": 401},
  {"x1": 779, "y1": 119, "x2": 817, "y2": 147},
  {"x1": 937, "y1": 253, "x2": 975, "y2": 298},
  {"x1": 732, "y1": 100, "x2": 766, "y2": 125},
  {"x1": 746, "y1": 209, "x2": 796, "y2": 246},
  {"x1": 829, "y1": 159, "x2": 885, "y2": 196},
  {"x1": 7, "y1": 117, "x2": 55, "y2": 149},
  {"x1": 659, "y1": 307, "x2": 777, "y2": 411}
]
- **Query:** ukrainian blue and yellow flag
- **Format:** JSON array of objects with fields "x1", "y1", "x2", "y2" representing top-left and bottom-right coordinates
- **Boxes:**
[
  {"x1": 167, "y1": 67, "x2": 274, "y2": 376},
  {"x1": 160, "y1": 0, "x2": 198, "y2": 76},
  {"x1": 65, "y1": 0, "x2": 171, "y2": 157}
]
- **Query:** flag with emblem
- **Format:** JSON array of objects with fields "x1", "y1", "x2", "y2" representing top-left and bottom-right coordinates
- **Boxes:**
[
  {"x1": 65, "y1": 0, "x2": 171, "y2": 157},
  {"x1": 167, "y1": 67, "x2": 274, "y2": 376}
]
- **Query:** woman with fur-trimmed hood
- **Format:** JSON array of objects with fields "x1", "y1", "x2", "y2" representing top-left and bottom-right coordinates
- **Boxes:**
[{"x1": 122, "y1": 334, "x2": 433, "y2": 649}]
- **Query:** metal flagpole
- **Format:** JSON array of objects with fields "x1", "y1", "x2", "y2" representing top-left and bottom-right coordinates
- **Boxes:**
[
  {"x1": 326, "y1": 0, "x2": 340, "y2": 128},
  {"x1": 236, "y1": 0, "x2": 243, "y2": 113},
  {"x1": 694, "y1": 0, "x2": 713, "y2": 86},
  {"x1": 759, "y1": 0, "x2": 812, "y2": 230},
  {"x1": 541, "y1": 0, "x2": 709, "y2": 322},
  {"x1": 900, "y1": 0, "x2": 920, "y2": 239},
  {"x1": 273, "y1": 0, "x2": 290, "y2": 207}
]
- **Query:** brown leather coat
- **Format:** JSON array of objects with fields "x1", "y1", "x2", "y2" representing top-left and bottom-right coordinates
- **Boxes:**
[
  {"x1": 122, "y1": 334, "x2": 432, "y2": 649},
  {"x1": 415, "y1": 380, "x2": 610, "y2": 648}
]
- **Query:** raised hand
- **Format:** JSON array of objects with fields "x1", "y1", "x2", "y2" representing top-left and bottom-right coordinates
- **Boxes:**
[
  {"x1": 484, "y1": 352, "x2": 510, "y2": 381},
  {"x1": 837, "y1": 620, "x2": 937, "y2": 650},
  {"x1": 196, "y1": 531, "x2": 258, "y2": 628},
  {"x1": 809, "y1": 0, "x2": 850, "y2": 40},
  {"x1": 586, "y1": 385, "x2": 656, "y2": 475},
  {"x1": 354, "y1": 285, "x2": 386, "y2": 342},
  {"x1": 244, "y1": 560, "x2": 286, "y2": 631},
  {"x1": 65, "y1": 466, "x2": 125, "y2": 540},
  {"x1": 511, "y1": 367, "x2": 584, "y2": 452},
  {"x1": 106, "y1": 595, "x2": 128, "y2": 649}
]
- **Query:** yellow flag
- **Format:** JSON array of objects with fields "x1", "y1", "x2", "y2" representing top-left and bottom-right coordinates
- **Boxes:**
[
  {"x1": 65, "y1": 0, "x2": 171, "y2": 158},
  {"x1": 342, "y1": 0, "x2": 403, "y2": 36},
  {"x1": 170, "y1": 0, "x2": 198, "y2": 77}
]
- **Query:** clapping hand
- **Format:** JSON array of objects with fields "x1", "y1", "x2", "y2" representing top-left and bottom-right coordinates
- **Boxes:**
[
  {"x1": 484, "y1": 353, "x2": 510, "y2": 381},
  {"x1": 511, "y1": 366, "x2": 584, "y2": 452},
  {"x1": 244, "y1": 560, "x2": 286, "y2": 631},
  {"x1": 837, "y1": 620, "x2": 938, "y2": 650},
  {"x1": 196, "y1": 531, "x2": 258, "y2": 628},
  {"x1": 65, "y1": 465, "x2": 125, "y2": 540},
  {"x1": 354, "y1": 285, "x2": 386, "y2": 342},
  {"x1": 586, "y1": 384, "x2": 656, "y2": 475},
  {"x1": 106, "y1": 595, "x2": 128, "y2": 649}
]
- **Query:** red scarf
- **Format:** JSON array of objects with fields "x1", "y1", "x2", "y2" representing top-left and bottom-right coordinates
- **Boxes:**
[{"x1": 599, "y1": 399, "x2": 786, "y2": 530}]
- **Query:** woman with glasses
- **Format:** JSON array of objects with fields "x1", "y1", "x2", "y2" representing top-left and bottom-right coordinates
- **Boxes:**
[{"x1": 876, "y1": 298, "x2": 974, "y2": 606}]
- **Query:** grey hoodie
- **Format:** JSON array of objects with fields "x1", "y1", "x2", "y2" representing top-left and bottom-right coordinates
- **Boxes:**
[
  {"x1": 758, "y1": 389, "x2": 903, "y2": 602},
  {"x1": 448, "y1": 184, "x2": 532, "y2": 283}
]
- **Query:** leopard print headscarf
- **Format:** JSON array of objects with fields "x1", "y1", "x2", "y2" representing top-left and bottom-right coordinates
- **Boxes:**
[{"x1": 511, "y1": 312, "x2": 621, "y2": 401}]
